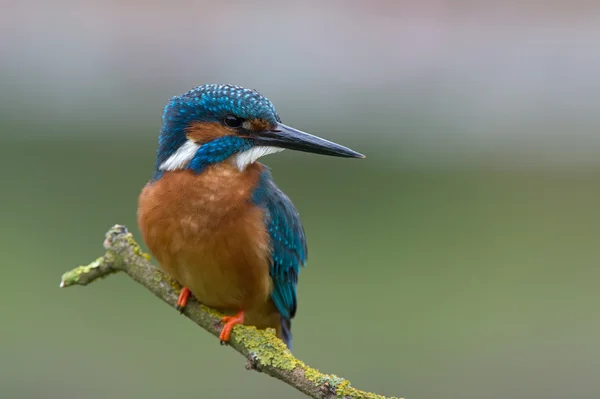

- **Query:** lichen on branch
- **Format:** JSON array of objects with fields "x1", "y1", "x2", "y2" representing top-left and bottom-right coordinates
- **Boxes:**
[{"x1": 60, "y1": 224, "x2": 401, "y2": 399}]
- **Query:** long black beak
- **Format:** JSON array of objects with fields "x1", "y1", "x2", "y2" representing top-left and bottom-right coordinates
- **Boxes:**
[{"x1": 254, "y1": 123, "x2": 365, "y2": 158}]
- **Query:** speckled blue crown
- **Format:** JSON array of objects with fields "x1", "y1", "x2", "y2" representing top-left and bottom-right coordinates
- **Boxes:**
[
  {"x1": 166, "y1": 84, "x2": 279, "y2": 123},
  {"x1": 156, "y1": 84, "x2": 281, "y2": 170}
]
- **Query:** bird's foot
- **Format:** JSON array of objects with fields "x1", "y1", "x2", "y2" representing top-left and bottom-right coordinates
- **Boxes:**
[
  {"x1": 176, "y1": 287, "x2": 191, "y2": 313},
  {"x1": 219, "y1": 311, "x2": 245, "y2": 345}
]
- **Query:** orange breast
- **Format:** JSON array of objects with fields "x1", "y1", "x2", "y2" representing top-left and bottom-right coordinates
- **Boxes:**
[{"x1": 137, "y1": 163, "x2": 272, "y2": 312}]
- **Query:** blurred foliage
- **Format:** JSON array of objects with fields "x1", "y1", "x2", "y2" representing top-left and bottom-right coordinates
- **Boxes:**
[{"x1": 1, "y1": 123, "x2": 599, "y2": 398}]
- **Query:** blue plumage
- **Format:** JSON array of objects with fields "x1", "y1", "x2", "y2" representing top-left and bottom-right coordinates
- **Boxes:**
[
  {"x1": 188, "y1": 136, "x2": 253, "y2": 174},
  {"x1": 253, "y1": 168, "x2": 307, "y2": 349}
]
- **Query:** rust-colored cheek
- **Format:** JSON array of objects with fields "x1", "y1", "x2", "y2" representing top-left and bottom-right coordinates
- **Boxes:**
[
  {"x1": 247, "y1": 118, "x2": 271, "y2": 132},
  {"x1": 185, "y1": 122, "x2": 231, "y2": 144}
]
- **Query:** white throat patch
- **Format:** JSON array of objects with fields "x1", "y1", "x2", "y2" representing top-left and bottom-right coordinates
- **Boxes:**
[
  {"x1": 234, "y1": 146, "x2": 284, "y2": 170},
  {"x1": 159, "y1": 139, "x2": 200, "y2": 171}
]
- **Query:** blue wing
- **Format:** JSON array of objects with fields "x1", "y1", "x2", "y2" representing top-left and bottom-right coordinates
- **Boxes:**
[{"x1": 253, "y1": 167, "x2": 307, "y2": 348}]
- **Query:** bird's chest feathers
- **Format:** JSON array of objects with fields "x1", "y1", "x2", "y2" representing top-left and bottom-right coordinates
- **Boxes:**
[
  {"x1": 150, "y1": 163, "x2": 262, "y2": 226},
  {"x1": 138, "y1": 163, "x2": 271, "y2": 309}
]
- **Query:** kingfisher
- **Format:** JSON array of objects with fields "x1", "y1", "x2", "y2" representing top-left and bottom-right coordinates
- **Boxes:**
[{"x1": 137, "y1": 84, "x2": 364, "y2": 350}]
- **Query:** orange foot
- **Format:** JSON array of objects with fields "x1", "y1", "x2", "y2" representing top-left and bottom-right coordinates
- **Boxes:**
[
  {"x1": 176, "y1": 287, "x2": 191, "y2": 313},
  {"x1": 219, "y1": 311, "x2": 245, "y2": 345}
]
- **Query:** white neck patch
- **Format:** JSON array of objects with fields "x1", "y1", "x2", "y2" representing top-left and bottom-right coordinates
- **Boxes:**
[
  {"x1": 233, "y1": 146, "x2": 284, "y2": 170},
  {"x1": 159, "y1": 139, "x2": 200, "y2": 171}
]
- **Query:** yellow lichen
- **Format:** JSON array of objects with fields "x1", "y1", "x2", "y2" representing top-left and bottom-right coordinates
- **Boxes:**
[
  {"x1": 152, "y1": 269, "x2": 181, "y2": 292},
  {"x1": 335, "y1": 381, "x2": 401, "y2": 399},
  {"x1": 226, "y1": 325, "x2": 400, "y2": 398},
  {"x1": 230, "y1": 324, "x2": 298, "y2": 371},
  {"x1": 60, "y1": 257, "x2": 105, "y2": 286},
  {"x1": 152, "y1": 270, "x2": 163, "y2": 284},
  {"x1": 167, "y1": 278, "x2": 182, "y2": 292},
  {"x1": 200, "y1": 304, "x2": 224, "y2": 319},
  {"x1": 303, "y1": 365, "x2": 325, "y2": 384},
  {"x1": 124, "y1": 232, "x2": 151, "y2": 260},
  {"x1": 229, "y1": 325, "x2": 400, "y2": 398}
]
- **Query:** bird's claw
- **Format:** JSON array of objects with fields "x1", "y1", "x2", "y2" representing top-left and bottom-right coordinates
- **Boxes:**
[
  {"x1": 176, "y1": 287, "x2": 191, "y2": 313},
  {"x1": 218, "y1": 311, "x2": 245, "y2": 344}
]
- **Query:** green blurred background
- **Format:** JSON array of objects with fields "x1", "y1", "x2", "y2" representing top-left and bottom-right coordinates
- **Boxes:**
[{"x1": 2, "y1": 1, "x2": 600, "y2": 398}]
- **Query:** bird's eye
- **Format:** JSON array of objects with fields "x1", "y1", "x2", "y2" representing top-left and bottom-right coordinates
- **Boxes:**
[{"x1": 223, "y1": 115, "x2": 244, "y2": 128}]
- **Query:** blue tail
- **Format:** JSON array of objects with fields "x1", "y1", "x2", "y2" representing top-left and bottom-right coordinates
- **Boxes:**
[{"x1": 281, "y1": 317, "x2": 293, "y2": 351}]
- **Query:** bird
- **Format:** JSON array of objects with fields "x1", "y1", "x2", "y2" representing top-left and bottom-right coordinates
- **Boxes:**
[{"x1": 137, "y1": 84, "x2": 364, "y2": 350}]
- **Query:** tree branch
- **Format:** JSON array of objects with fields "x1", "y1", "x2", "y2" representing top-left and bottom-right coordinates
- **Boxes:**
[{"x1": 60, "y1": 225, "x2": 401, "y2": 399}]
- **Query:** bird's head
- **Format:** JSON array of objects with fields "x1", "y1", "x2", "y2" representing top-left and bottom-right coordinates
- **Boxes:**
[{"x1": 154, "y1": 84, "x2": 364, "y2": 176}]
